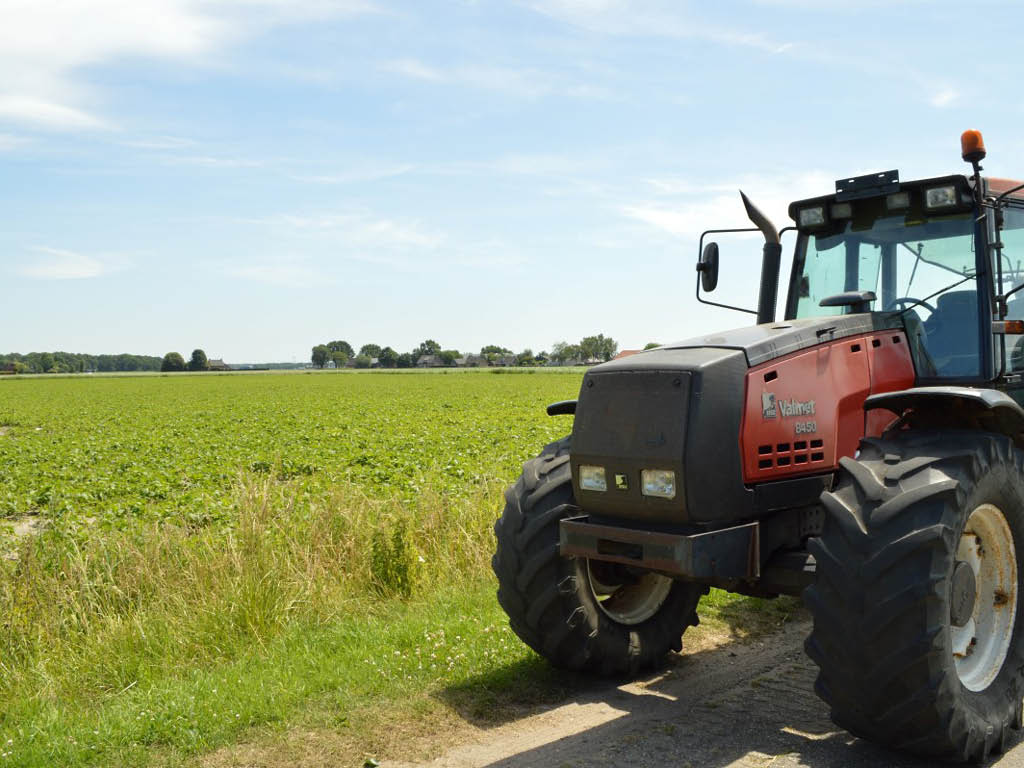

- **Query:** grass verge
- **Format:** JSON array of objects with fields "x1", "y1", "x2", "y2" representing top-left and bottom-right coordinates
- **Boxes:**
[
  {"x1": 2, "y1": 580, "x2": 543, "y2": 767},
  {"x1": 0, "y1": 474, "x2": 803, "y2": 767}
]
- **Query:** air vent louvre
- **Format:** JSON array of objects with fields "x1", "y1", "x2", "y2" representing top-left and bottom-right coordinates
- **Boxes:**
[{"x1": 756, "y1": 441, "x2": 825, "y2": 470}]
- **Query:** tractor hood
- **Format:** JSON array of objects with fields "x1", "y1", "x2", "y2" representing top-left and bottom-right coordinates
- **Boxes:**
[
  {"x1": 663, "y1": 313, "x2": 903, "y2": 367},
  {"x1": 569, "y1": 313, "x2": 904, "y2": 526},
  {"x1": 571, "y1": 345, "x2": 751, "y2": 526}
]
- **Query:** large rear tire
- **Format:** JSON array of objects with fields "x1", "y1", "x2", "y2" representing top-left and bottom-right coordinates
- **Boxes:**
[
  {"x1": 492, "y1": 436, "x2": 703, "y2": 675},
  {"x1": 807, "y1": 431, "x2": 1024, "y2": 762}
]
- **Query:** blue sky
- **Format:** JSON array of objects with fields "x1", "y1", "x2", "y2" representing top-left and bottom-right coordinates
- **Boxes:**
[{"x1": 2, "y1": 0, "x2": 1022, "y2": 362}]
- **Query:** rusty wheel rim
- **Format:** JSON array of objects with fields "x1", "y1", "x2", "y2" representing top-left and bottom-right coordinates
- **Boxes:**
[
  {"x1": 586, "y1": 561, "x2": 673, "y2": 626},
  {"x1": 952, "y1": 503, "x2": 1018, "y2": 692}
]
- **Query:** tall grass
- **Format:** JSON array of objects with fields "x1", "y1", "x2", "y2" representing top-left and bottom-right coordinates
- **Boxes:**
[
  {"x1": 0, "y1": 468, "x2": 794, "y2": 767},
  {"x1": 0, "y1": 472, "x2": 502, "y2": 709}
]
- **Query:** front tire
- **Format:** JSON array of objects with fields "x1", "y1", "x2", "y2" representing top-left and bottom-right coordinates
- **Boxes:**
[
  {"x1": 492, "y1": 436, "x2": 703, "y2": 675},
  {"x1": 807, "y1": 431, "x2": 1024, "y2": 762}
]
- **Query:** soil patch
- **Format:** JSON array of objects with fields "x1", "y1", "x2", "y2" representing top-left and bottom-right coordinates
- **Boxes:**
[{"x1": 1, "y1": 516, "x2": 43, "y2": 560}]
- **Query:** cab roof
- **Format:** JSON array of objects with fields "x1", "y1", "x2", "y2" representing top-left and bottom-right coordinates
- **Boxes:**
[{"x1": 986, "y1": 177, "x2": 1024, "y2": 200}]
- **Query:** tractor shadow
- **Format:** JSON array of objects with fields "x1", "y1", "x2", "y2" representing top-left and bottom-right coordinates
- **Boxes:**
[
  {"x1": 437, "y1": 594, "x2": 806, "y2": 730},
  {"x1": 436, "y1": 611, "x2": 1023, "y2": 768}
]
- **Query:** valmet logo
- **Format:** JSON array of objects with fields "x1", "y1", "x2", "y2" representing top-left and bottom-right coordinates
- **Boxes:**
[{"x1": 762, "y1": 393, "x2": 816, "y2": 420}]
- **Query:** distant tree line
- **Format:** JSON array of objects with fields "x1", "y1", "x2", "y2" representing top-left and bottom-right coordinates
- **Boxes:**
[
  {"x1": 0, "y1": 334, "x2": 633, "y2": 375},
  {"x1": 0, "y1": 351, "x2": 162, "y2": 374},
  {"x1": 309, "y1": 334, "x2": 623, "y2": 369}
]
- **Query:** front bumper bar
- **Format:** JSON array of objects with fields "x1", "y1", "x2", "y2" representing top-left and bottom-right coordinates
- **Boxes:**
[{"x1": 559, "y1": 515, "x2": 760, "y2": 582}]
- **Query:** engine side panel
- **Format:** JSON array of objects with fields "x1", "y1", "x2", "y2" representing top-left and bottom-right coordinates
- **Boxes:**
[{"x1": 741, "y1": 331, "x2": 914, "y2": 481}]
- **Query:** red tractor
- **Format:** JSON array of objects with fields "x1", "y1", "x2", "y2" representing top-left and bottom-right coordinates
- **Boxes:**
[{"x1": 493, "y1": 130, "x2": 1024, "y2": 762}]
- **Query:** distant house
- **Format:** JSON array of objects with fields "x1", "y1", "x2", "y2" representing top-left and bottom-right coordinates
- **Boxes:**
[
  {"x1": 0, "y1": 362, "x2": 15, "y2": 375},
  {"x1": 416, "y1": 355, "x2": 442, "y2": 368},
  {"x1": 612, "y1": 349, "x2": 643, "y2": 361},
  {"x1": 462, "y1": 354, "x2": 487, "y2": 367},
  {"x1": 493, "y1": 355, "x2": 517, "y2": 367},
  {"x1": 208, "y1": 359, "x2": 232, "y2": 371}
]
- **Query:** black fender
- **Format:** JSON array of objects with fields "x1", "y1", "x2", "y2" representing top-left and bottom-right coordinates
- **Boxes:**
[{"x1": 865, "y1": 386, "x2": 1024, "y2": 445}]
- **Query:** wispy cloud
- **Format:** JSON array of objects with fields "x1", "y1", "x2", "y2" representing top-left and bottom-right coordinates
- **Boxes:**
[
  {"x1": 622, "y1": 172, "x2": 834, "y2": 239},
  {"x1": 121, "y1": 134, "x2": 267, "y2": 169},
  {"x1": 521, "y1": 1, "x2": 796, "y2": 55},
  {"x1": 484, "y1": 152, "x2": 594, "y2": 177},
  {"x1": 458, "y1": 66, "x2": 552, "y2": 99},
  {"x1": 0, "y1": 97, "x2": 106, "y2": 129},
  {"x1": 381, "y1": 58, "x2": 444, "y2": 81},
  {"x1": 216, "y1": 207, "x2": 455, "y2": 287},
  {"x1": 752, "y1": 0, "x2": 925, "y2": 8},
  {"x1": 276, "y1": 211, "x2": 444, "y2": 249},
  {"x1": 0, "y1": 133, "x2": 31, "y2": 151},
  {"x1": 121, "y1": 135, "x2": 197, "y2": 150},
  {"x1": 224, "y1": 260, "x2": 320, "y2": 287},
  {"x1": 381, "y1": 57, "x2": 583, "y2": 100},
  {"x1": 289, "y1": 163, "x2": 416, "y2": 185},
  {"x1": 0, "y1": 0, "x2": 381, "y2": 131},
  {"x1": 160, "y1": 154, "x2": 264, "y2": 168},
  {"x1": 930, "y1": 88, "x2": 958, "y2": 108},
  {"x1": 18, "y1": 246, "x2": 127, "y2": 280}
]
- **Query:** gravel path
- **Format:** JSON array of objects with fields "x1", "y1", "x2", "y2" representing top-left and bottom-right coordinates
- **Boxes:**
[{"x1": 388, "y1": 618, "x2": 1024, "y2": 768}]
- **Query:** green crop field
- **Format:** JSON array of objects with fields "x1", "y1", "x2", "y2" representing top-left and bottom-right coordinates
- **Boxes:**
[
  {"x1": 0, "y1": 370, "x2": 576, "y2": 526},
  {"x1": 0, "y1": 371, "x2": 794, "y2": 768}
]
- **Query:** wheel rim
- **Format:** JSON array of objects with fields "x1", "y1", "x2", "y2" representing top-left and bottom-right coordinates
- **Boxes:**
[
  {"x1": 952, "y1": 503, "x2": 1018, "y2": 692},
  {"x1": 586, "y1": 560, "x2": 673, "y2": 626}
]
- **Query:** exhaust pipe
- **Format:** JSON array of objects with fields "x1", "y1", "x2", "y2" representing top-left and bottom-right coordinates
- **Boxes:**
[{"x1": 740, "y1": 191, "x2": 782, "y2": 326}]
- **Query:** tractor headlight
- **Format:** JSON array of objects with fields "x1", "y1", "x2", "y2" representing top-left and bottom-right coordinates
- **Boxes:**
[
  {"x1": 579, "y1": 465, "x2": 607, "y2": 492},
  {"x1": 798, "y1": 206, "x2": 826, "y2": 228},
  {"x1": 925, "y1": 185, "x2": 958, "y2": 210},
  {"x1": 830, "y1": 202, "x2": 852, "y2": 219},
  {"x1": 886, "y1": 191, "x2": 911, "y2": 210},
  {"x1": 641, "y1": 469, "x2": 676, "y2": 499}
]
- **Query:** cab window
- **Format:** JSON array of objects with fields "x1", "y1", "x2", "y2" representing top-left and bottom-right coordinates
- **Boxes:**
[{"x1": 793, "y1": 199, "x2": 981, "y2": 378}]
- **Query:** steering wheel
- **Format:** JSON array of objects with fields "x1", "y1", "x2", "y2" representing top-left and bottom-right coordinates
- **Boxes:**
[{"x1": 887, "y1": 297, "x2": 937, "y2": 315}]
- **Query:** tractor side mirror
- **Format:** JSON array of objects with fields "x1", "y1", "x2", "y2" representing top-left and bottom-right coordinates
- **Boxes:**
[{"x1": 697, "y1": 242, "x2": 719, "y2": 292}]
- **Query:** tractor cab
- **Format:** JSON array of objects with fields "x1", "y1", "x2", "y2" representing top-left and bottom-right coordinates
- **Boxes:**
[
  {"x1": 699, "y1": 132, "x2": 1024, "y2": 393},
  {"x1": 786, "y1": 175, "x2": 985, "y2": 379}
]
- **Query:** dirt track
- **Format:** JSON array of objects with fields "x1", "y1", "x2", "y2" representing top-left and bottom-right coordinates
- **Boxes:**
[{"x1": 388, "y1": 618, "x2": 1024, "y2": 768}]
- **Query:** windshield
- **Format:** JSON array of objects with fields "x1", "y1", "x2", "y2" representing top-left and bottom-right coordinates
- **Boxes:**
[{"x1": 792, "y1": 201, "x2": 982, "y2": 378}]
